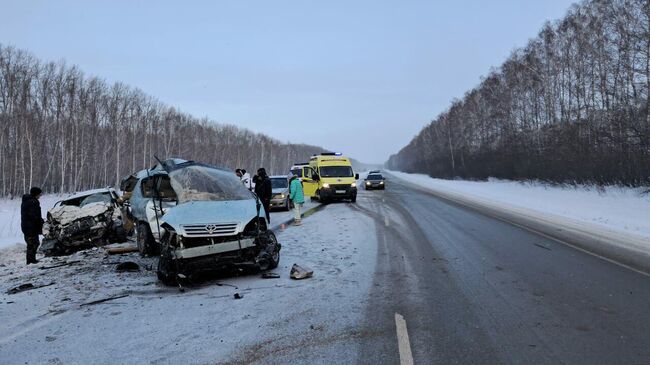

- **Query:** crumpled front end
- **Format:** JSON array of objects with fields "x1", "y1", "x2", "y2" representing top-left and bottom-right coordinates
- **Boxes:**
[{"x1": 41, "y1": 203, "x2": 123, "y2": 255}]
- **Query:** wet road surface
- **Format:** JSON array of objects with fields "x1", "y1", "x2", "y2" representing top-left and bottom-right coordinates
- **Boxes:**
[{"x1": 351, "y1": 176, "x2": 650, "y2": 364}]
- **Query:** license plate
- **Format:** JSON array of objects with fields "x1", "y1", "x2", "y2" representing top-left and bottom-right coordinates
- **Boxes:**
[{"x1": 335, "y1": 190, "x2": 346, "y2": 194}]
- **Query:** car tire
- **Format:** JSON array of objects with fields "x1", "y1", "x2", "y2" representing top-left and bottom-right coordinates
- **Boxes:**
[
  {"x1": 351, "y1": 194, "x2": 357, "y2": 203},
  {"x1": 157, "y1": 245, "x2": 177, "y2": 285},
  {"x1": 319, "y1": 190, "x2": 329, "y2": 204},
  {"x1": 266, "y1": 231, "x2": 281, "y2": 270},
  {"x1": 285, "y1": 198, "x2": 291, "y2": 211},
  {"x1": 136, "y1": 221, "x2": 157, "y2": 257}
]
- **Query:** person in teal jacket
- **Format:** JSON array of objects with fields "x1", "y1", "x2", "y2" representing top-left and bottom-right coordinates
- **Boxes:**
[{"x1": 289, "y1": 174, "x2": 305, "y2": 225}]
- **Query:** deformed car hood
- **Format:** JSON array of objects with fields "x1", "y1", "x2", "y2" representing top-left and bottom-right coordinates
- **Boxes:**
[
  {"x1": 49, "y1": 203, "x2": 111, "y2": 226},
  {"x1": 272, "y1": 188, "x2": 288, "y2": 195},
  {"x1": 161, "y1": 199, "x2": 262, "y2": 229}
]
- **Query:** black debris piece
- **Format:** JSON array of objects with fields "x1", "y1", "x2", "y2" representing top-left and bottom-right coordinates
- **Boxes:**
[
  {"x1": 80, "y1": 294, "x2": 129, "y2": 307},
  {"x1": 6, "y1": 282, "x2": 55, "y2": 295},
  {"x1": 115, "y1": 261, "x2": 140, "y2": 272},
  {"x1": 234, "y1": 293, "x2": 244, "y2": 299},
  {"x1": 261, "y1": 272, "x2": 280, "y2": 279}
]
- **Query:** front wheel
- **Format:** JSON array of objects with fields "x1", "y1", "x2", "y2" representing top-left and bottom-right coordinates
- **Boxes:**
[
  {"x1": 257, "y1": 231, "x2": 281, "y2": 270},
  {"x1": 157, "y1": 245, "x2": 177, "y2": 285},
  {"x1": 136, "y1": 222, "x2": 157, "y2": 257},
  {"x1": 351, "y1": 194, "x2": 357, "y2": 203}
]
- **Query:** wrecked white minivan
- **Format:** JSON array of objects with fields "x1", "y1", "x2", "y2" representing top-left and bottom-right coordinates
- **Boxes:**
[
  {"x1": 41, "y1": 188, "x2": 128, "y2": 255},
  {"x1": 132, "y1": 159, "x2": 281, "y2": 284}
]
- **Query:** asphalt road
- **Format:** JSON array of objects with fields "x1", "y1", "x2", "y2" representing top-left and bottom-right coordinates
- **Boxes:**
[{"x1": 350, "y1": 176, "x2": 650, "y2": 365}]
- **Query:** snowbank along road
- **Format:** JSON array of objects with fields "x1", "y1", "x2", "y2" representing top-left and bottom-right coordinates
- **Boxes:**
[{"x1": 1, "y1": 177, "x2": 650, "y2": 364}]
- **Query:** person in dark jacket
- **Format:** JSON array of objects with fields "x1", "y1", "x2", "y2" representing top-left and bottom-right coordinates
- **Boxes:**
[
  {"x1": 253, "y1": 168, "x2": 273, "y2": 224},
  {"x1": 21, "y1": 187, "x2": 44, "y2": 265}
]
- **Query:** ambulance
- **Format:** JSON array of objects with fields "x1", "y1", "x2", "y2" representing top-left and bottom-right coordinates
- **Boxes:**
[{"x1": 301, "y1": 152, "x2": 359, "y2": 203}]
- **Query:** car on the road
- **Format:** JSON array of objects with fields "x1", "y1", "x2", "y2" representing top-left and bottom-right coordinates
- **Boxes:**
[
  {"x1": 364, "y1": 172, "x2": 386, "y2": 190},
  {"x1": 40, "y1": 188, "x2": 128, "y2": 255},
  {"x1": 289, "y1": 163, "x2": 309, "y2": 180},
  {"x1": 150, "y1": 159, "x2": 280, "y2": 283},
  {"x1": 269, "y1": 175, "x2": 291, "y2": 211},
  {"x1": 302, "y1": 152, "x2": 359, "y2": 203}
]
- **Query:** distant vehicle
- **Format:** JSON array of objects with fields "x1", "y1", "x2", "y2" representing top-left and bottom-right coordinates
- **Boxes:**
[
  {"x1": 269, "y1": 175, "x2": 291, "y2": 211},
  {"x1": 302, "y1": 152, "x2": 359, "y2": 203},
  {"x1": 40, "y1": 188, "x2": 128, "y2": 255},
  {"x1": 290, "y1": 163, "x2": 309, "y2": 179},
  {"x1": 364, "y1": 173, "x2": 386, "y2": 190}
]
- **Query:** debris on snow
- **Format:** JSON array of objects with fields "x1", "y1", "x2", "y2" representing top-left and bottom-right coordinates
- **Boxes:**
[
  {"x1": 106, "y1": 245, "x2": 139, "y2": 255},
  {"x1": 79, "y1": 294, "x2": 129, "y2": 307},
  {"x1": 6, "y1": 282, "x2": 55, "y2": 295},
  {"x1": 234, "y1": 293, "x2": 244, "y2": 299},
  {"x1": 115, "y1": 261, "x2": 140, "y2": 272},
  {"x1": 39, "y1": 261, "x2": 80, "y2": 270},
  {"x1": 290, "y1": 263, "x2": 313, "y2": 280},
  {"x1": 261, "y1": 272, "x2": 280, "y2": 279}
]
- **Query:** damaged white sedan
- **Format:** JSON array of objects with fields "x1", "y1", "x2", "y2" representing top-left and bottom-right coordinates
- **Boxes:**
[
  {"x1": 40, "y1": 188, "x2": 128, "y2": 255},
  {"x1": 137, "y1": 159, "x2": 281, "y2": 284}
]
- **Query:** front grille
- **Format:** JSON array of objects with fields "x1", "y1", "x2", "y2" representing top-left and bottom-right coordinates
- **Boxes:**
[
  {"x1": 181, "y1": 223, "x2": 239, "y2": 237},
  {"x1": 330, "y1": 184, "x2": 350, "y2": 190},
  {"x1": 181, "y1": 235, "x2": 239, "y2": 248}
]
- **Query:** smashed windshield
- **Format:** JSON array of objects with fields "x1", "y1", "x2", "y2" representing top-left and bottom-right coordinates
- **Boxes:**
[
  {"x1": 320, "y1": 166, "x2": 353, "y2": 178},
  {"x1": 80, "y1": 193, "x2": 114, "y2": 207},
  {"x1": 169, "y1": 165, "x2": 253, "y2": 203},
  {"x1": 271, "y1": 178, "x2": 288, "y2": 189}
]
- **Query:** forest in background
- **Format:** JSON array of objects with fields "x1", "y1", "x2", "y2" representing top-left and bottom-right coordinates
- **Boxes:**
[
  {"x1": 387, "y1": 0, "x2": 650, "y2": 186},
  {"x1": 0, "y1": 44, "x2": 323, "y2": 197}
]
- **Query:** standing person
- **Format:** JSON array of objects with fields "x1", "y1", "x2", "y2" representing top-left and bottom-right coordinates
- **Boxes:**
[
  {"x1": 289, "y1": 174, "x2": 305, "y2": 226},
  {"x1": 21, "y1": 187, "x2": 44, "y2": 265},
  {"x1": 253, "y1": 168, "x2": 272, "y2": 223},
  {"x1": 241, "y1": 169, "x2": 254, "y2": 191}
]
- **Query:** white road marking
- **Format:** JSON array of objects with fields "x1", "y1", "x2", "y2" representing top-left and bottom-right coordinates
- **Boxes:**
[{"x1": 395, "y1": 313, "x2": 414, "y2": 365}]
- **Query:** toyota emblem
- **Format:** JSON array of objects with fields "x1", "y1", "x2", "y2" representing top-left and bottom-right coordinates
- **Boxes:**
[{"x1": 205, "y1": 224, "x2": 218, "y2": 234}]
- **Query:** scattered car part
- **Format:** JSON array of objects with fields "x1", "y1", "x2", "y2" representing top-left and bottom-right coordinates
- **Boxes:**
[
  {"x1": 290, "y1": 264, "x2": 313, "y2": 280},
  {"x1": 261, "y1": 272, "x2": 280, "y2": 279},
  {"x1": 6, "y1": 282, "x2": 55, "y2": 295},
  {"x1": 115, "y1": 261, "x2": 140, "y2": 272}
]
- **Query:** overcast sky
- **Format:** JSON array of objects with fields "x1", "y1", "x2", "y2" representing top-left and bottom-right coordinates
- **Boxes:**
[{"x1": 1, "y1": 0, "x2": 576, "y2": 164}]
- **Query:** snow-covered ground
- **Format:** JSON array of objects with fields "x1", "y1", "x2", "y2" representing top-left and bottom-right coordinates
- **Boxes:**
[
  {"x1": 0, "y1": 202, "x2": 376, "y2": 365},
  {"x1": 388, "y1": 170, "x2": 650, "y2": 240}
]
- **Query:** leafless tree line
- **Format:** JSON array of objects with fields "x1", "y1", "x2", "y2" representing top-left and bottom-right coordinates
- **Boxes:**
[
  {"x1": 0, "y1": 44, "x2": 322, "y2": 197},
  {"x1": 388, "y1": 0, "x2": 650, "y2": 186}
]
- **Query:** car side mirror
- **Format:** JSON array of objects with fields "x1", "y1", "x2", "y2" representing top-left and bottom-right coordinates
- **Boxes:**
[
  {"x1": 313, "y1": 173, "x2": 320, "y2": 181},
  {"x1": 355, "y1": 173, "x2": 359, "y2": 180}
]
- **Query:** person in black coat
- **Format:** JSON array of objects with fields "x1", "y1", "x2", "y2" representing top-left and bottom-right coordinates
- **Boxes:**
[
  {"x1": 21, "y1": 187, "x2": 44, "y2": 265},
  {"x1": 253, "y1": 168, "x2": 273, "y2": 224}
]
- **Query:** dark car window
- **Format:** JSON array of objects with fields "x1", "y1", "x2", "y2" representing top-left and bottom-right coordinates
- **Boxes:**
[
  {"x1": 367, "y1": 174, "x2": 383, "y2": 180},
  {"x1": 290, "y1": 168, "x2": 303, "y2": 178},
  {"x1": 319, "y1": 166, "x2": 353, "y2": 178},
  {"x1": 271, "y1": 178, "x2": 288, "y2": 189},
  {"x1": 141, "y1": 176, "x2": 176, "y2": 200}
]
